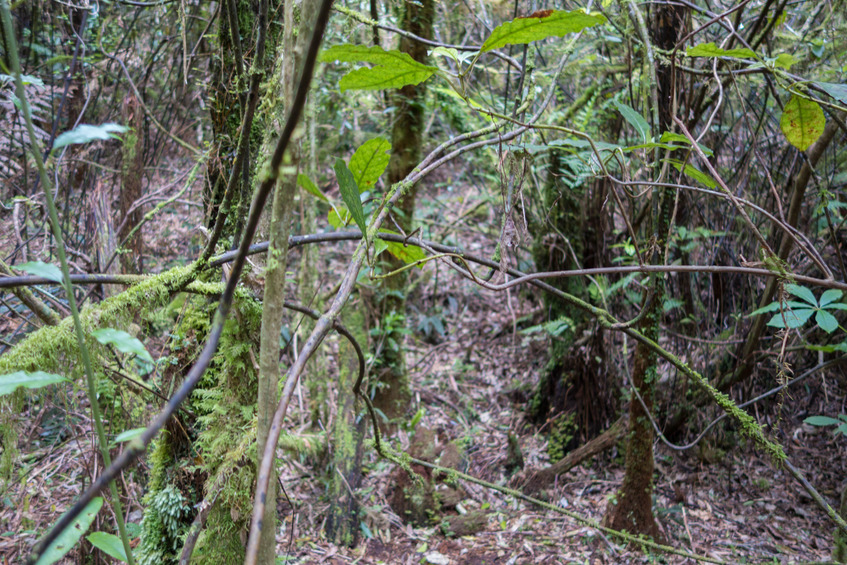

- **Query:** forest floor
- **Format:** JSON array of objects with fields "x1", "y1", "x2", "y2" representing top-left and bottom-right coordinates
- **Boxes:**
[{"x1": 1, "y1": 159, "x2": 845, "y2": 564}]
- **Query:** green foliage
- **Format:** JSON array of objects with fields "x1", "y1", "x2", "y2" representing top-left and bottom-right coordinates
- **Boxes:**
[
  {"x1": 613, "y1": 100, "x2": 650, "y2": 142},
  {"x1": 320, "y1": 45, "x2": 437, "y2": 91},
  {"x1": 35, "y1": 498, "x2": 103, "y2": 565},
  {"x1": 298, "y1": 173, "x2": 329, "y2": 202},
  {"x1": 804, "y1": 414, "x2": 847, "y2": 436},
  {"x1": 137, "y1": 485, "x2": 190, "y2": 565},
  {"x1": 87, "y1": 531, "x2": 129, "y2": 562},
  {"x1": 349, "y1": 137, "x2": 391, "y2": 192},
  {"x1": 750, "y1": 284, "x2": 847, "y2": 332},
  {"x1": 52, "y1": 123, "x2": 127, "y2": 151},
  {"x1": 334, "y1": 158, "x2": 367, "y2": 233},
  {"x1": 548, "y1": 412, "x2": 577, "y2": 462},
  {"x1": 480, "y1": 9, "x2": 606, "y2": 52},
  {"x1": 15, "y1": 261, "x2": 62, "y2": 283},
  {"x1": 92, "y1": 328, "x2": 154, "y2": 365},
  {"x1": 815, "y1": 81, "x2": 847, "y2": 104},
  {"x1": 0, "y1": 371, "x2": 67, "y2": 396},
  {"x1": 780, "y1": 95, "x2": 825, "y2": 151},
  {"x1": 685, "y1": 42, "x2": 756, "y2": 59}
]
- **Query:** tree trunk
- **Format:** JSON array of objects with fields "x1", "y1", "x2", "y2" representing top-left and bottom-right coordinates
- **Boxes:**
[
  {"x1": 119, "y1": 93, "x2": 144, "y2": 274},
  {"x1": 528, "y1": 86, "x2": 614, "y2": 460},
  {"x1": 372, "y1": 0, "x2": 434, "y2": 420},
  {"x1": 603, "y1": 0, "x2": 685, "y2": 539},
  {"x1": 255, "y1": 0, "x2": 308, "y2": 560}
]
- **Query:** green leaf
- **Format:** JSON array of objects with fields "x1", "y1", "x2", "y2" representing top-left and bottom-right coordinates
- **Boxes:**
[
  {"x1": 113, "y1": 427, "x2": 145, "y2": 444},
  {"x1": 771, "y1": 53, "x2": 798, "y2": 70},
  {"x1": 92, "y1": 328, "x2": 154, "y2": 364},
  {"x1": 320, "y1": 45, "x2": 436, "y2": 91},
  {"x1": 0, "y1": 371, "x2": 68, "y2": 396},
  {"x1": 429, "y1": 47, "x2": 474, "y2": 65},
  {"x1": 685, "y1": 42, "x2": 756, "y2": 59},
  {"x1": 0, "y1": 73, "x2": 44, "y2": 86},
  {"x1": 480, "y1": 10, "x2": 606, "y2": 52},
  {"x1": 373, "y1": 238, "x2": 388, "y2": 257},
  {"x1": 766, "y1": 308, "x2": 814, "y2": 329},
  {"x1": 87, "y1": 531, "x2": 128, "y2": 562},
  {"x1": 297, "y1": 174, "x2": 328, "y2": 202},
  {"x1": 334, "y1": 159, "x2": 367, "y2": 233},
  {"x1": 378, "y1": 230, "x2": 427, "y2": 267},
  {"x1": 815, "y1": 309, "x2": 839, "y2": 333},
  {"x1": 819, "y1": 289, "x2": 843, "y2": 307},
  {"x1": 780, "y1": 95, "x2": 825, "y2": 151},
  {"x1": 53, "y1": 123, "x2": 127, "y2": 151},
  {"x1": 659, "y1": 132, "x2": 714, "y2": 156},
  {"x1": 749, "y1": 301, "x2": 810, "y2": 317},
  {"x1": 804, "y1": 415, "x2": 841, "y2": 426},
  {"x1": 327, "y1": 206, "x2": 352, "y2": 229},
  {"x1": 785, "y1": 283, "x2": 817, "y2": 306},
  {"x1": 349, "y1": 138, "x2": 391, "y2": 193},
  {"x1": 668, "y1": 160, "x2": 717, "y2": 189},
  {"x1": 35, "y1": 497, "x2": 103, "y2": 565},
  {"x1": 825, "y1": 302, "x2": 847, "y2": 311},
  {"x1": 814, "y1": 82, "x2": 847, "y2": 105},
  {"x1": 17, "y1": 261, "x2": 63, "y2": 283},
  {"x1": 612, "y1": 101, "x2": 650, "y2": 142}
]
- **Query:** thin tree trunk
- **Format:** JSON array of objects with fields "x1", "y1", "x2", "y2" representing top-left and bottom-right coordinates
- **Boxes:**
[
  {"x1": 604, "y1": 0, "x2": 684, "y2": 539},
  {"x1": 373, "y1": 0, "x2": 434, "y2": 420},
  {"x1": 255, "y1": 0, "x2": 311, "y2": 560}
]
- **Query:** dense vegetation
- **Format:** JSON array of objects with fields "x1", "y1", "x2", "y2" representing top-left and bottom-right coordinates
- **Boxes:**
[{"x1": 1, "y1": 0, "x2": 846, "y2": 563}]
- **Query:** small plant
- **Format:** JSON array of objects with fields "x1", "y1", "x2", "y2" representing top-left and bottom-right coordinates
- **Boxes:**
[
  {"x1": 805, "y1": 414, "x2": 847, "y2": 437},
  {"x1": 750, "y1": 284, "x2": 847, "y2": 333}
]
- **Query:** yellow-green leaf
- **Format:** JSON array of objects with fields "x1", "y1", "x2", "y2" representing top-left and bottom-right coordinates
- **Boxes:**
[
  {"x1": 297, "y1": 174, "x2": 329, "y2": 202},
  {"x1": 669, "y1": 160, "x2": 717, "y2": 189},
  {"x1": 481, "y1": 10, "x2": 606, "y2": 52},
  {"x1": 349, "y1": 138, "x2": 391, "y2": 193},
  {"x1": 686, "y1": 43, "x2": 755, "y2": 59},
  {"x1": 378, "y1": 230, "x2": 426, "y2": 267},
  {"x1": 320, "y1": 45, "x2": 436, "y2": 92},
  {"x1": 780, "y1": 95, "x2": 825, "y2": 151}
]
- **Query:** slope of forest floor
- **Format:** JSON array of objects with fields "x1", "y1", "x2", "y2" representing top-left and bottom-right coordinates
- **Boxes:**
[{"x1": 0, "y1": 159, "x2": 844, "y2": 564}]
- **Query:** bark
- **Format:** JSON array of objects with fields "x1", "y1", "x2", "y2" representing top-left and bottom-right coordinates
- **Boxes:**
[
  {"x1": 118, "y1": 93, "x2": 145, "y2": 274},
  {"x1": 516, "y1": 415, "x2": 627, "y2": 494},
  {"x1": 325, "y1": 307, "x2": 367, "y2": 545},
  {"x1": 372, "y1": 0, "x2": 434, "y2": 420},
  {"x1": 603, "y1": 0, "x2": 684, "y2": 539},
  {"x1": 255, "y1": 0, "x2": 310, "y2": 560}
]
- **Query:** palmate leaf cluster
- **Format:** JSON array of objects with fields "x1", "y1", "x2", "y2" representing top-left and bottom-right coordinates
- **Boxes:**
[{"x1": 750, "y1": 284, "x2": 847, "y2": 333}]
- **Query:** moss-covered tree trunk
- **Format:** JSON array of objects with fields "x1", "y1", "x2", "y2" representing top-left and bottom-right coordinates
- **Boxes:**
[
  {"x1": 603, "y1": 1, "x2": 684, "y2": 538},
  {"x1": 372, "y1": 0, "x2": 434, "y2": 420},
  {"x1": 529, "y1": 86, "x2": 614, "y2": 460},
  {"x1": 255, "y1": 0, "x2": 312, "y2": 560},
  {"x1": 119, "y1": 92, "x2": 144, "y2": 274},
  {"x1": 204, "y1": 0, "x2": 279, "y2": 243},
  {"x1": 325, "y1": 305, "x2": 367, "y2": 545}
]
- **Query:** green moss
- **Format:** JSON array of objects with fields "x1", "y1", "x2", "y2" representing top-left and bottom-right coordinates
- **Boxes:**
[
  {"x1": 0, "y1": 265, "x2": 194, "y2": 482},
  {"x1": 548, "y1": 412, "x2": 577, "y2": 462}
]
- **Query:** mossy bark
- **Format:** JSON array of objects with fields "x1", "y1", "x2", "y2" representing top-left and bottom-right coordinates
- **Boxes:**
[
  {"x1": 325, "y1": 305, "x2": 367, "y2": 545},
  {"x1": 372, "y1": 0, "x2": 435, "y2": 420},
  {"x1": 528, "y1": 91, "x2": 614, "y2": 456},
  {"x1": 255, "y1": 0, "x2": 311, "y2": 560},
  {"x1": 119, "y1": 93, "x2": 144, "y2": 274},
  {"x1": 204, "y1": 0, "x2": 281, "y2": 244},
  {"x1": 604, "y1": 1, "x2": 684, "y2": 539}
]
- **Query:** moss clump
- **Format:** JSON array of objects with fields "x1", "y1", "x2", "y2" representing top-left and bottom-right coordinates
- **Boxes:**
[{"x1": 547, "y1": 412, "x2": 577, "y2": 462}]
